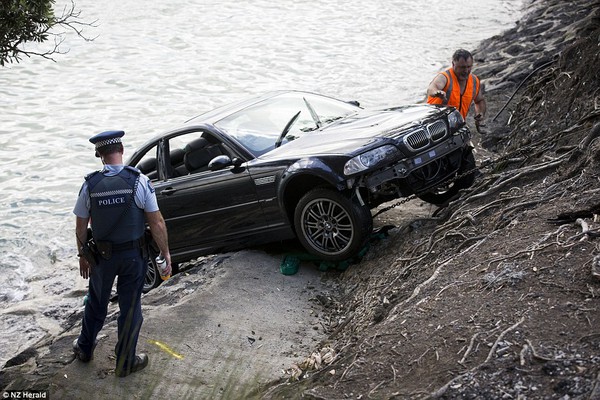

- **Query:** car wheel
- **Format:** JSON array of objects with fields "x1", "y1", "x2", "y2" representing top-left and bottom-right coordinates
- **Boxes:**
[
  {"x1": 294, "y1": 188, "x2": 373, "y2": 261},
  {"x1": 143, "y1": 249, "x2": 161, "y2": 293},
  {"x1": 418, "y1": 149, "x2": 476, "y2": 206}
]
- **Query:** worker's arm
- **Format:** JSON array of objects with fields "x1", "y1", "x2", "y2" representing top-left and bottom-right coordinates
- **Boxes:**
[{"x1": 427, "y1": 74, "x2": 448, "y2": 100}]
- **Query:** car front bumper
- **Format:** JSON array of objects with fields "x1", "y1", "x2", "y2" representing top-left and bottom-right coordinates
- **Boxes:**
[{"x1": 363, "y1": 127, "x2": 471, "y2": 191}]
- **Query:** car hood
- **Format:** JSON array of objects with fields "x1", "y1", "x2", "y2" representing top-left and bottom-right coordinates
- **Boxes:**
[{"x1": 261, "y1": 105, "x2": 443, "y2": 160}]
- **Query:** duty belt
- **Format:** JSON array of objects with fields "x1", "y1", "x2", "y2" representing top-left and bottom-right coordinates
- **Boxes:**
[
  {"x1": 112, "y1": 237, "x2": 145, "y2": 252},
  {"x1": 96, "y1": 236, "x2": 145, "y2": 260}
]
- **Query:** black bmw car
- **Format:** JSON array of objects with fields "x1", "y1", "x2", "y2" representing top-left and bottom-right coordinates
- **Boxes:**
[{"x1": 128, "y1": 91, "x2": 475, "y2": 291}]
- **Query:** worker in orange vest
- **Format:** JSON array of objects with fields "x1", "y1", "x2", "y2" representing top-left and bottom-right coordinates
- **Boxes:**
[{"x1": 427, "y1": 49, "x2": 487, "y2": 133}]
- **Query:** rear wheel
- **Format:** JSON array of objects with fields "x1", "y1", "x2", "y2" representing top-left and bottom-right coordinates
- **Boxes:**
[
  {"x1": 294, "y1": 188, "x2": 373, "y2": 261},
  {"x1": 143, "y1": 248, "x2": 161, "y2": 293},
  {"x1": 418, "y1": 149, "x2": 476, "y2": 206}
]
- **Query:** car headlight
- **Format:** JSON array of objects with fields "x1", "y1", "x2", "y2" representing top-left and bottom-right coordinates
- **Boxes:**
[
  {"x1": 448, "y1": 109, "x2": 464, "y2": 130},
  {"x1": 344, "y1": 145, "x2": 400, "y2": 175}
]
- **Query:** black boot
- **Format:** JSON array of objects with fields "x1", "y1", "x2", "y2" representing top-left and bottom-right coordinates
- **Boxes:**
[
  {"x1": 72, "y1": 338, "x2": 98, "y2": 363},
  {"x1": 115, "y1": 353, "x2": 149, "y2": 377}
]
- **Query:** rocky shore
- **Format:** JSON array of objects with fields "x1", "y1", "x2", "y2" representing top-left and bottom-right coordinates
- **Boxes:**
[{"x1": 2, "y1": 0, "x2": 600, "y2": 399}]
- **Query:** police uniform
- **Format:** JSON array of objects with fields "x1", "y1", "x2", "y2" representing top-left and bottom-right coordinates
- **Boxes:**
[{"x1": 73, "y1": 130, "x2": 157, "y2": 376}]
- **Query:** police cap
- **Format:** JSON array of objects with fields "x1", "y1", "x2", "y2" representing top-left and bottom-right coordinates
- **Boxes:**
[{"x1": 89, "y1": 130, "x2": 125, "y2": 150}]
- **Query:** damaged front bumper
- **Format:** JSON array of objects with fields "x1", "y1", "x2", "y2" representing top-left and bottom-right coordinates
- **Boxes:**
[{"x1": 363, "y1": 127, "x2": 471, "y2": 191}]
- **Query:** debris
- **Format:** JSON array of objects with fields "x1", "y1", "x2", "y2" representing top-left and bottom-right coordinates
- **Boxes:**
[
  {"x1": 285, "y1": 346, "x2": 336, "y2": 381},
  {"x1": 592, "y1": 255, "x2": 600, "y2": 281}
]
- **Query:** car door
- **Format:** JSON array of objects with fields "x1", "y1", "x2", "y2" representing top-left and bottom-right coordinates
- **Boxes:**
[{"x1": 153, "y1": 130, "x2": 267, "y2": 258}]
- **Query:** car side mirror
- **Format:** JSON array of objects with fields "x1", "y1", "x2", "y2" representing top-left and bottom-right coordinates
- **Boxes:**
[{"x1": 208, "y1": 155, "x2": 232, "y2": 171}]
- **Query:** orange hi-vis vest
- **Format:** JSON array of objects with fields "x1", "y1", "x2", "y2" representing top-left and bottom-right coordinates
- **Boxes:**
[{"x1": 427, "y1": 68, "x2": 480, "y2": 119}]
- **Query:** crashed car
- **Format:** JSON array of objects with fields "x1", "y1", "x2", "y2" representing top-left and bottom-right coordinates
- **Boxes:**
[{"x1": 128, "y1": 90, "x2": 475, "y2": 291}]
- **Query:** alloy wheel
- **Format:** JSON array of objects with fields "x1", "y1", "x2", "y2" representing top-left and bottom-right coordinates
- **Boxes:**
[{"x1": 300, "y1": 197, "x2": 354, "y2": 256}]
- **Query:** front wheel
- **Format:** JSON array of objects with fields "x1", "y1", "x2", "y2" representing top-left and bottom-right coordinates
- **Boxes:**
[
  {"x1": 418, "y1": 149, "x2": 476, "y2": 206},
  {"x1": 294, "y1": 188, "x2": 373, "y2": 261}
]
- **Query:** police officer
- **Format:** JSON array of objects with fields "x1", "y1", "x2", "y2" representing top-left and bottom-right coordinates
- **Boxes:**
[{"x1": 72, "y1": 130, "x2": 171, "y2": 377}]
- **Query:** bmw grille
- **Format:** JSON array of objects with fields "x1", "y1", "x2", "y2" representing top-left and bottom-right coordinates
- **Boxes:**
[{"x1": 402, "y1": 121, "x2": 448, "y2": 152}]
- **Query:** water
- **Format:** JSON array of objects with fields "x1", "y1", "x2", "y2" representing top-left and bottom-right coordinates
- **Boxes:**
[{"x1": 0, "y1": 0, "x2": 523, "y2": 366}]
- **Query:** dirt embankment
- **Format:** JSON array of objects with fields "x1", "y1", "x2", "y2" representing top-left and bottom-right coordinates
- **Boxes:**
[{"x1": 266, "y1": 0, "x2": 600, "y2": 398}]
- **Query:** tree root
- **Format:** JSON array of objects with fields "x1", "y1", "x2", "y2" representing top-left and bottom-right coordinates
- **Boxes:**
[
  {"x1": 458, "y1": 332, "x2": 481, "y2": 365},
  {"x1": 578, "y1": 121, "x2": 600, "y2": 150},
  {"x1": 569, "y1": 218, "x2": 600, "y2": 240},
  {"x1": 524, "y1": 339, "x2": 557, "y2": 362},
  {"x1": 590, "y1": 372, "x2": 600, "y2": 400},
  {"x1": 466, "y1": 156, "x2": 566, "y2": 205},
  {"x1": 484, "y1": 317, "x2": 525, "y2": 363},
  {"x1": 427, "y1": 317, "x2": 525, "y2": 399}
]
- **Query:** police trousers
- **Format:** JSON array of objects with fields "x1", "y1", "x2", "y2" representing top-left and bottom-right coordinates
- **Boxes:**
[{"x1": 78, "y1": 247, "x2": 145, "y2": 370}]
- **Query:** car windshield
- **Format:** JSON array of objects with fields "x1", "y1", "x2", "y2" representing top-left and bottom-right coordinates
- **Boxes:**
[{"x1": 214, "y1": 92, "x2": 358, "y2": 156}]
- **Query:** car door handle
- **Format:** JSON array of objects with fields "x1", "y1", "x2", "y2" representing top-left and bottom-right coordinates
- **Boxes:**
[{"x1": 160, "y1": 187, "x2": 177, "y2": 196}]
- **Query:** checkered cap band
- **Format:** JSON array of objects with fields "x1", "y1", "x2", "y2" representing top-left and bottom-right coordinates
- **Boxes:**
[{"x1": 94, "y1": 137, "x2": 122, "y2": 149}]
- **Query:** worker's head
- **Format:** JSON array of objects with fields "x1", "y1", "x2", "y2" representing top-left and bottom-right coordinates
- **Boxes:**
[{"x1": 452, "y1": 49, "x2": 474, "y2": 81}]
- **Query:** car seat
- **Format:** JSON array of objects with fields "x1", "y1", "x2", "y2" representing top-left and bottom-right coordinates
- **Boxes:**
[
  {"x1": 184, "y1": 137, "x2": 228, "y2": 174},
  {"x1": 184, "y1": 138, "x2": 213, "y2": 174},
  {"x1": 137, "y1": 157, "x2": 158, "y2": 180},
  {"x1": 168, "y1": 148, "x2": 187, "y2": 177}
]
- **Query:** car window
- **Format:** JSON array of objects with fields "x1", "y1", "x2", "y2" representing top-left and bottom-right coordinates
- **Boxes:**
[
  {"x1": 135, "y1": 145, "x2": 159, "y2": 181},
  {"x1": 302, "y1": 93, "x2": 358, "y2": 125},
  {"x1": 169, "y1": 133, "x2": 199, "y2": 153},
  {"x1": 165, "y1": 131, "x2": 229, "y2": 178},
  {"x1": 215, "y1": 93, "x2": 358, "y2": 156},
  {"x1": 214, "y1": 96, "x2": 313, "y2": 155}
]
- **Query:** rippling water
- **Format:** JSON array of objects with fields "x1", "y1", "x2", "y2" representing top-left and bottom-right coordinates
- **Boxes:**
[{"x1": 0, "y1": 0, "x2": 523, "y2": 365}]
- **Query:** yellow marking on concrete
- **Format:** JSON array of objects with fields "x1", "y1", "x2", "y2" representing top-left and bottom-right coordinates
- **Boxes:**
[{"x1": 148, "y1": 339, "x2": 184, "y2": 359}]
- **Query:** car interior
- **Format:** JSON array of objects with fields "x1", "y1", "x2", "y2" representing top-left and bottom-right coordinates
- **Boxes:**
[
  {"x1": 136, "y1": 156, "x2": 158, "y2": 180},
  {"x1": 136, "y1": 133, "x2": 230, "y2": 181},
  {"x1": 181, "y1": 137, "x2": 225, "y2": 175}
]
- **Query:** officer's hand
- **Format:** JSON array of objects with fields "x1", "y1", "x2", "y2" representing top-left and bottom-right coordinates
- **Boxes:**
[
  {"x1": 165, "y1": 253, "x2": 173, "y2": 275},
  {"x1": 164, "y1": 252, "x2": 173, "y2": 277},
  {"x1": 163, "y1": 264, "x2": 172, "y2": 278},
  {"x1": 79, "y1": 258, "x2": 91, "y2": 279}
]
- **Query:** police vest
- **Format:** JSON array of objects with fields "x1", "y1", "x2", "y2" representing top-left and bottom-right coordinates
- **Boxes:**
[
  {"x1": 86, "y1": 166, "x2": 145, "y2": 243},
  {"x1": 427, "y1": 68, "x2": 480, "y2": 119}
]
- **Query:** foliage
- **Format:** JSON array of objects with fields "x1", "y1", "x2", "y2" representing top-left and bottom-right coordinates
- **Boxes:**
[{"x1": 0, "y1": 0, "x2": 93, "y2": 66}]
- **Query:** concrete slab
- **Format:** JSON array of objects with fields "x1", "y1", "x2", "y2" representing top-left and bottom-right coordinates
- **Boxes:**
[{"x1": 46, "y1": 250, "x2": 332, "y2": 399}]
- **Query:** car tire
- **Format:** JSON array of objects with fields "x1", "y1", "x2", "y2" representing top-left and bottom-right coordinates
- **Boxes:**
[
  {"x1": 294, "y1": 188, "x2": 373, "y2": 262},
  {"x1": 143, "y1": 248, "x2": 161, "y2": 293},
  {"x1": 418, "y1": 148, "x2": 476, "y2": 206}
]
